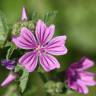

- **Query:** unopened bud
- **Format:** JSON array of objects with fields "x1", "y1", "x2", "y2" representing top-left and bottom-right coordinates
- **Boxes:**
[
  {"x1": 21, "y1": 7, "x2": 28, "y2": 21},
  {"x1": 1, "y1": 72, "x2": 17, "y2": 87}
]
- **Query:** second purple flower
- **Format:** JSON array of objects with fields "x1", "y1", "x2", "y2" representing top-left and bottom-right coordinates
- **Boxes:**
[
  {"x1": 66, "y1": 57, "x2": 96, "y2": 94},
  {"x1": 12, "y1": 20, "x2": 67, "y2": 72}
]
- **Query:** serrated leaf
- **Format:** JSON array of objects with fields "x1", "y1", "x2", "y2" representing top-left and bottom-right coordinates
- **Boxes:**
[
  {"x1": 0, "y1": 11, "x2": 8, "y2": 32},
  {"x1": 15, "y1": 64, "x2": 29, "y2": 93},
  {"x1": 0, "y1": 11, "x2": 9, "y2": 47},
  {"x1": 19, "y1": 69, "x2": 29, "y2": 93}
]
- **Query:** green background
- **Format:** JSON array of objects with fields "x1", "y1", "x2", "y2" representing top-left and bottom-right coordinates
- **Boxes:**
[{"x1": 0, "y1": 0, "x2": 96, "y2": 96}]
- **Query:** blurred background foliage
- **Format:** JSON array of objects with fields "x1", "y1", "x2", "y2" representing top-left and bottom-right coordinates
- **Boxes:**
[{"x1": 0, "y1": 0, "x2": 96, "y2": 96}]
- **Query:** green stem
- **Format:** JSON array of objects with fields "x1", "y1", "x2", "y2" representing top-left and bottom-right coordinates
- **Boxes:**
[
  {"x1": 6, "y1": 44, "x2": 16, "y2": 59},
  {"x1": 16, "y1": 80, "x2": 23, "y2": 96}
]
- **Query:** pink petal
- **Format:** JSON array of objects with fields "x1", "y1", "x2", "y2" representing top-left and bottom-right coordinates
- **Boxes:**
[
  {"x1": 79, "y1": 71, "x2": 96, "y2": 86},
  {"x1": 35, "y1": 20, "x2": 46, "y2": 44},
  {"x1": 68, "y1": 82, "x2": 79, "y2": 91},
  {"x1": 39, "y1": 53, "x2": 60, "y2": 72},
  {"x1": 35, "y1": 20, "x2": 55, "y2": 45},
  {"x1": 77, "y1": 80, "x2": 89, "y2": 94},
  {"x1": 21, "y1": 7, "x2": 28, "y2": 21},
  {"x1": 67, "y1": 79, "x2": 89, "y2": 94},
  {"x1": 43, "y1": 24, "x2": 55, "y2": 45},
  {"x1": 19, "y1": 51, "x2": 38, "y2": 72},
  {"x1": 45, "y1": 36, "x2": 67, "y2": 55},
  {"x1": 1, "y1": 73, "x2": 17, "y2": 87},
  {"x1": 12, "y1": 27, "x2": 37, "y2": 49},
  {"x1": 67, "y1": 80, "x2": 88, "y2": 94},
  {"x1": 78, "y1": 58, "x2": 94, "y2": 71}
]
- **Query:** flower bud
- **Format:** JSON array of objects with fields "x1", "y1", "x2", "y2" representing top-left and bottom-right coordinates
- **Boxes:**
[
  {"x1": 21, "y1": 7, "x2": 28, "y2": 21},
  {"x1": 1, "y1": 59, "x2": 16, "y2": 70},
  {"x1": 1, "y1": 73, "x2": 17, "y2": 87}
]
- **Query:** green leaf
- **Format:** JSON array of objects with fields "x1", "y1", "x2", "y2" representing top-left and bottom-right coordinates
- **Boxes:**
[
  {"x1": 14, "y1": 64, "x2": 29, "y2": 93},
  {"x1": 19, "y1": 69, "x2": 29, "y2": 93},
  {"x1": 0, "y1": 11, "x2": 9, "y2": 47},
  {"x1": 43, "y1": 11, "x2": 58, "y2": 24}
]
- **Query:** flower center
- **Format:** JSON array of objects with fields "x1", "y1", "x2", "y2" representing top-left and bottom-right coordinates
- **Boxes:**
[
  {"x1": 36, "y1": 45, "x2": 41, "y2": 51},
  {"x1": 35, "y1": 45, "x2": 45, "y2": 53}
]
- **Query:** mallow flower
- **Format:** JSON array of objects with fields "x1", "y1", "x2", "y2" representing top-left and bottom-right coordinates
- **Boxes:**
[
  {"x1": 12, "y1": 20, "x2": 67, "y2": 72},
  {"x1": 66, "y1": 57, "x2": 96, "y2": 94}
]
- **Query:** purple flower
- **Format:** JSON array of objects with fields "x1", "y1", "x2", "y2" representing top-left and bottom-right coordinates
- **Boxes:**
[
  {"x1": 21, "y1": 7, "x2": 28, "y2": 21},
  {"x1": 1, "y1": 72, "x2": 17, "y2": 87},
  {"x1": 12, "y1": 20, "x2": 67, "y2": 72},
  {"x1": 66, "y1": 57, "x2": 96, "y2": 94},
  {"x1": 1, "y1": 59, "x2": 16, "y2": 70}
]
